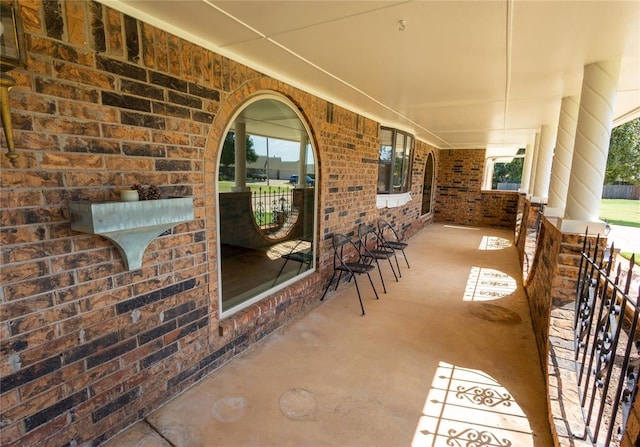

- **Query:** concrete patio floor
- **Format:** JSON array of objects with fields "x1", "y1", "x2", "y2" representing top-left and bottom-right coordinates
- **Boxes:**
[{"x1": 104, "y1": 223, "x2": 553, "y2": 447}]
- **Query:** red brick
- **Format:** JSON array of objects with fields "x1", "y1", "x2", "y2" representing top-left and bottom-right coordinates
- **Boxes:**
[
  {"x1": 57, "y1": 100, "x2": 119, "y2": 122},
  {"x1": 0, "y1": 294, "x2": 54, "y2": 323},
  {"x1": 35, "y1": 77, "x2": 100, "y2": 102},
  {"x1": 4, "y1": 303, "x2": 75, "y2": 337},
  {"x1": 0, "y1": 420, "x2": 26, "y2": 446},
  {"x1": 13, "y1": 332, "x2": 78, "y2": 370},
  {"x1": 41, "y1": 153, "x2": 104, "y2": 170},
  {"x1": 18, "y1": 1, "x2": 42, "y2": 32},
  {"x1": 151, "y1": 131, "x2": 190, "y2": 146},
  {"x1": 3, "y1": 384, "x2": 66, "y2": 422},
  {"x1": 75, "y1": 261, "x2": 124, "y2": 283},
  {"x1": 168, "y1": 34, "x2": 181, "y2": 77},
  {"x1": 58, "y1": 307, "x2": 117, "y2": 336},
  {"x1": 88, "y1": 363, "x2": 139, "y2": 397},
  {"x1": 153, "y1": 27, "x2": 169, "y2": 72},
  {"x1": 4, "y1": 273, "x2": 75, "y2": 301},
  {"x1": 0, "y1": 170, "x2": 64, "y2": 189},
  {"x1": 50, "y1": 249, "x2": 113, "y2": 274},
  {"x1": 0, "y1": 389, "x2": 21, "y2": 412},
  {"x1": 102, "y1": 123, "x2": 151, "y2": 141},
  {"x1": 105, "y1": 8, "x2": 124, "y2": 56},
  {"x1": 64, "y1": 360, "x2": 120, "y2": 396},
  {"x1": 0, "y1": 260, "x2": 49, "y2": 283},
  {"x1": 72, "y1": 236, "x2": 113, "y2": 252}
]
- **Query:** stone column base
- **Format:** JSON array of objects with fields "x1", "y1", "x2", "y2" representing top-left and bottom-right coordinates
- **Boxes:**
[
  {"x1": 543, "y1": 206, "x2": 564, "y2": 217},
  {"x1": 557, "y1": 218, "x2": 607, "y2": 235}
]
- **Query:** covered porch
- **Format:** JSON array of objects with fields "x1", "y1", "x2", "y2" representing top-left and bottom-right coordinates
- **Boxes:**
[{"x1": 105, "y1": 223, "x2": 554, "y2": 446}]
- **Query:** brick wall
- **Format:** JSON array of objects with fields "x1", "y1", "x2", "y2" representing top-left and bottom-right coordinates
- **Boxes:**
[
  {"x1": 519, "y1": 209, "x2": 632, "y2": 446},
  {"x1": 377, "y1": 142, "x2": 436, "y2": 239},
  {"x1": 0, "y1": 2, "x2": 438, "y2": 446},
  {"x1": 434, "y1": 148, "x2": 518, "y2": 228}
]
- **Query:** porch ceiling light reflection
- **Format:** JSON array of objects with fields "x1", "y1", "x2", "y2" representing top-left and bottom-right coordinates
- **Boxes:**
[
  {"x1": 479, "y1": 236, "x2": 513, "y2": 250},
  {"x1": 464, "y1": 267, "x2": 517, "y2": 301},
  {"x1": 412, "y1": 362, "x2": 535, "y2": 447}
]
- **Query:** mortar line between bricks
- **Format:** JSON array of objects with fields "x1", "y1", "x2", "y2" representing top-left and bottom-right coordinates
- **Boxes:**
[{"x1": 143, "y1": 418, "x2": 178, "y2": 447}]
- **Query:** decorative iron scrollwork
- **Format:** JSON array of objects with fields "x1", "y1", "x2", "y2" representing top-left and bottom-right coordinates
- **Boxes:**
[
  {"x1": 446, "y1": 428, "x2": 512, "y2": 447},
  {"x1": 455, "y1": 386, "x2": 513, "y2": 408},
  {"x1": 571, "y1": 230, "x2": 639, "y2": 445}
]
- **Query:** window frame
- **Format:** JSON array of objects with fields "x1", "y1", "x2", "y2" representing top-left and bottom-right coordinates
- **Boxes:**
[
  {"x1": 481, "y1": 148, "x2": 526, "y2": 191},
  {"x1": 421, "y1": 151, "x2": 435, "y2": 216},
  {"x1": 216, "y1": 93, "x2": 318, "y2": 319},
  {"x1": 377, "y1": 127, "x2": 414, "y2": 195}
]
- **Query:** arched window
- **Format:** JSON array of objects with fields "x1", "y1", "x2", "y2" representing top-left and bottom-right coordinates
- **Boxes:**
[
  {"x1": 421, "y1": 152, "x2": 435, "y2": 215},
  {"x1": 217, "y1": 97, "x2": 316, "y2": 316}
]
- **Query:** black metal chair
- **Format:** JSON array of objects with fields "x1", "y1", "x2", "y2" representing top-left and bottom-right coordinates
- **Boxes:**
[
  {"x1": 320, "y1": 233, "x2": 379, "y2": 315},
  {"x1": 377, "y1": 219, "x2": 410, "y2": 277},
  {"x1": 272, "y1": 239, "x2": 313, "y2": 287},
  {"x1": 358, "y1": 223, "x2": 398, "y2": 293}
]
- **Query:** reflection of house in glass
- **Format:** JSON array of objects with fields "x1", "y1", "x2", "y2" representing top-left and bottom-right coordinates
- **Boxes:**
[
  {"x1": 218, "y1": 98, "x2": 316, "y2": 315},
  {"x1": 247, "y1": 155, "x2": 315, "y2": 182}
]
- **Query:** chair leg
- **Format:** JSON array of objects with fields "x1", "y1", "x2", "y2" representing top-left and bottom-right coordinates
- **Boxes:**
[
  {"x1": 393, "y1": 251, "x2": 402, "y2": 278},
  {"x1": 387, "y1": 258, "x2": 399, "y2": 282},
  {"x1": 320, "y1": 271, "x2": 337, "y2": 301},
  {"x1": 366, "y1": 272, "x2": 380, "y2": 300},
  {"x1": 272, "y1": 258, "x2": 290, "y2": 287},
  {"x1": 401, "y1": 250, "x2": 410, "y2": 269},
  {"x1": 350, "y1": 276, "x2": 366, "y2": 315},
  {"x1": 374, "y1": 259, "x2": 387, "y2": 294},
  {"x1": 335, "y1": 271, "x2": 344, "y2": 291}
]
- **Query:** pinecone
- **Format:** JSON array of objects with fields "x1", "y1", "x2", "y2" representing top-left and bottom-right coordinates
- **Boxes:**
[
  {"x1": 147, "y1": 185, "x2": 162, "y2": 200},
  {"x1": 133, "y1": 184, "x2": 147, "y2": 200}
]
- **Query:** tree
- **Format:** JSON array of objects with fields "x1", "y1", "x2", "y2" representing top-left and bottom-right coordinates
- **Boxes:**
[
  {"x1": 492, "y1": 148, "x2": 525, "y2": 189},
  {"x1": 220, "y1": 132, "x2": 258, "y2": 179},
  {"x1": 605, "y1": 117, "x2": 640, "y2": 185}
]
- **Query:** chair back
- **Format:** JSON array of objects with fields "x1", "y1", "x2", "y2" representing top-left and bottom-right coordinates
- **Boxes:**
[
  {"x1": 332, "y1": 233, "x2": 361, "y2": 266},
  {"x1": 378, "y1": 219, "x2": 402, "y2": 242},
  {"x1": 359, "y1": 223, "x2": 382, "y2": 252}
]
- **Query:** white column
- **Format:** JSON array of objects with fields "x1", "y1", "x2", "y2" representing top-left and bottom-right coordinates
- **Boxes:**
[
  {"x1": 560, "y1": 61, "x2": 621, "y2": 235},
  {"x1": 545, "y1": 96, "x2": 579, "y2": 217},
  {"x1": 527, "y1": 132, "x2": 540, "y2": 198},
  {"x1": 518, "y1": 143, "x2": 534, "y2": 194},
  {"x1": 232, "y1": 120, "x2": 249, "y2": 192},
  {"x1": 531, "y1": 125, "x2": 556, "y2": 203},
  {"x1": 483, "y1": 157, "x2": 495, "y2": 190},
  {"x1": 296, "y1": 136, "x2": 307, "y2": 188}
]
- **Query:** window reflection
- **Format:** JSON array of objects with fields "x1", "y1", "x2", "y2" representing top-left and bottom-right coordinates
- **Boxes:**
[
  {"x1": 218, "y1": 98, "x2": 316, "y2": 315},
  {"x1": 421, "y1": 152, "x2": 435, "y2": 215},
  {"x1": 378, "y1": 127, "x2": 413, "y2": 194}
]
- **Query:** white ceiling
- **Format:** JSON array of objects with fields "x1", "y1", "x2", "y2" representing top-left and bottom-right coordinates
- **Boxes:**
[{"x1": 102, "y1": 0, "x2": 640, "y2": 152}]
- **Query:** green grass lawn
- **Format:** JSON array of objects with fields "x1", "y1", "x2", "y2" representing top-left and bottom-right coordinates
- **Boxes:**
[
  {"x1": 599, "y1": 199, "x2": 640, "y2": 228},
  {"x1": 620, "y1": 252, "x2": 640, "y2": 266}
]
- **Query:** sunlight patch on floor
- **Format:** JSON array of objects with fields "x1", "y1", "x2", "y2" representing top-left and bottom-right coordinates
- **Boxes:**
[
  {"x1": 464, "y1": 267, "x2": 517, "y2": 301},
  {"x1": 265, "y1": 239, "x2": 311, "y2": 260},
  {"x1": 444, "y1": 225, "x2": 480, "y2": 231},
  {"x1": 412, "y1": 362, "x2": 535, "y2": 447},
  {"x1": 479, "y1": 236, "x2": 513, "y2": 250}
]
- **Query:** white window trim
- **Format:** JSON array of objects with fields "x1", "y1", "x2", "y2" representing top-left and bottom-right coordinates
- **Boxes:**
[
  {"x1": 376, "y1": 192, "x2": 411, "y2": 209},
  {"x1": 217, "y1": 92, "x2": 318, "y2": 319}
]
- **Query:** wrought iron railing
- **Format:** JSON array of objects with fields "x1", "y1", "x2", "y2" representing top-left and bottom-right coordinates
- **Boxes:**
[
  {"x1": 251, "y1": 187, "x2": 294, "y2": 232},
  {"x1": 574, "y1": 234, "x2": 640, "y2": 446}
]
